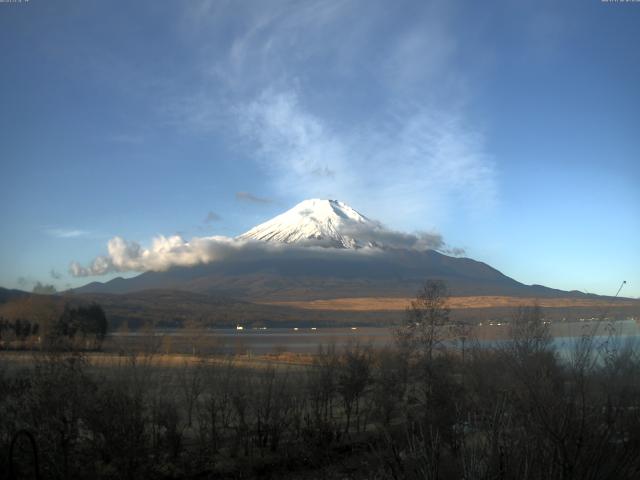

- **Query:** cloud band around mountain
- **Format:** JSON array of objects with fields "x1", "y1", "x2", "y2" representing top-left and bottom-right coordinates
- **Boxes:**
[{"x1": 69, "y1": 226, "x2": 464, "y2": 277}]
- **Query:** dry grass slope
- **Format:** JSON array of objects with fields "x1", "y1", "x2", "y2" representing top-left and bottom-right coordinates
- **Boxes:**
[{"x1": 260, "y1": 295, "x2": 640, "y2": 311}]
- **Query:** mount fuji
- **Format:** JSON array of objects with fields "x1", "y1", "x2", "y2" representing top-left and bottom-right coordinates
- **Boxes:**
[
  {"x1": 238, "y1": 199, "x2": 442, "y2": 252},
  {"x1": 239, "y1": 199, "x2": 381, "y2": 249},
  {"x1": 58, "y1": 199, "x2": 639, "y2": 327},
  {"x1": 72, "y1": 199, "x2": 587, "y2": 301}
]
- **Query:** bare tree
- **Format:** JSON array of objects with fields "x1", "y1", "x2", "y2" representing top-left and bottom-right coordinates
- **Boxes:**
[
  {"x1": 306, "y1": 344, "x2": 339, "y2": 442},
  {"x1": 508, "y1": 304, "x2": 551, "y2": 358},
  {"x1": 179, "y1": 359, "x2": 204, "y2": 428},
  {"x1": 371, "y1": 348, "x2": 409, "y2": 428},
  {"x1": 397, "y1": 280, "x2": 450, "y2": 361},
  {"x1": 337, "y1": 342, "x2": 372, "y2": 434}
]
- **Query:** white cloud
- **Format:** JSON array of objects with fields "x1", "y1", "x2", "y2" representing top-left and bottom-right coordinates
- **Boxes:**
[
  {"x1": 46, "y1": 228, "x2": 89, "y2": 238},
  {"x1": 236, "y1": 90, "x2": 352, "y2": 199},
  {"x1": 69, "y1": 223, "x2": 463, "y2": 277},
  {"x1": 70, "y1": 235, "x2": 239, "y2": 277},
  {"x1": 169, "y1": 1, "x2": 497, "y2": 228},
  {"x1": 236, "y1": 90, "x2": 495, "y2": 228}
]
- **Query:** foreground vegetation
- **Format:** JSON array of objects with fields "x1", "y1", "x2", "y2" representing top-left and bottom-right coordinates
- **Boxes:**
[
  {"x1": 0, "y1": 302, "x2": 108, "y2": 352},
  {"x1": 2, "y1": 284, "x2": 640, "y2": 479}
]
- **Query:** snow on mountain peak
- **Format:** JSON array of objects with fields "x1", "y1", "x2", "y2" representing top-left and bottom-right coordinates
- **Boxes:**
[{"x1": 238, "y1": 199, "x2": 384, "y2": 249}]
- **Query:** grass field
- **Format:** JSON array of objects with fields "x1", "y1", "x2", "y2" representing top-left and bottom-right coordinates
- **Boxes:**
[
  {"x1": 0, "y1": 350, "x2": 315, "y2": 370},
  {"x1": 260, "y1": 295, "x2": 640, "y2": 311}
]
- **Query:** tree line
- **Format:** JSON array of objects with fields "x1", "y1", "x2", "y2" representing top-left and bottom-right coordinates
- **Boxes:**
[
  {"x1": 1, "y1": 281, "x2": 640, "y2": 479},
  {"x1": 0, "y1": 302, "x2": 108, "y2": 351}
]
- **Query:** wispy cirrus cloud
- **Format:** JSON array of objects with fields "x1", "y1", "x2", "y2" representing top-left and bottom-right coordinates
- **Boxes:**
[
  {"x1": 236, "y1": 90, "x2": 495, "y2": 227},
  {"x1": 169, "y1": 1, "x2": 496, "y2": 230},
  {"x1": 45, "y1": 228, "x2": 89, "y2": 238},
  {"x1": 236, "y1": 91, "x2": 351, "y2": 200}
]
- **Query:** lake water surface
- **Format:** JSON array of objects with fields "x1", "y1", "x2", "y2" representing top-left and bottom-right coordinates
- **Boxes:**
[{"x1": 106, "y1": 318, "x2": 640, "y2": 355}]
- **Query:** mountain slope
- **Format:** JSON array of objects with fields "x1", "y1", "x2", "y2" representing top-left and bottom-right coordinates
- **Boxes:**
[
  {"x1": 71, "y1": 248, "x2": 586, "y2": 300},
  {"x1": 72, "y1": 198, "x2": 601, "y2": 301},
  {"x1": 0, "y1": 287, "x2": 30, "y2": 304}
]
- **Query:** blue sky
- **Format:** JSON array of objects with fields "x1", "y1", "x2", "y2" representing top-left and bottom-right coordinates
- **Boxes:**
[{"x1": 1, "y1": 0, "x2": 638, "y2": 297}]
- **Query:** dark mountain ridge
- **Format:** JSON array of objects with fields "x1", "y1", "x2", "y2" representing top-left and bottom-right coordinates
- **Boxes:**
[
  {"x1": 71, "y1": 249, "x2": 599, "y2": 301},
  {"x1": 69, "y1": 199, "x2": 616, "y2": 302}
]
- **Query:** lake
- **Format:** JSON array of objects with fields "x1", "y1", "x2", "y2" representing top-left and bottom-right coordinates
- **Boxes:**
[{"x1": 105, "y1": 318, "x2": 640, "y2": 356}]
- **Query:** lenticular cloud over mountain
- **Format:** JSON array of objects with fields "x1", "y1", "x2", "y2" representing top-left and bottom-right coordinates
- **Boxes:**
[{"x1": 69, "y1": 199, "x2": 460, "y2": 277}]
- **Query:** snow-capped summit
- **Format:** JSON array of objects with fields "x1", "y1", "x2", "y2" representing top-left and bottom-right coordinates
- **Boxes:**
[{"x1": 238, "y1": 199, "x2": 383, "y2": 249}]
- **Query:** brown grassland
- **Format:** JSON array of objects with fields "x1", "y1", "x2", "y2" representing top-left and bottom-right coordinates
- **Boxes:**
[{"x1": 260, "y1": 295, "x2": 639, "y2": 311}]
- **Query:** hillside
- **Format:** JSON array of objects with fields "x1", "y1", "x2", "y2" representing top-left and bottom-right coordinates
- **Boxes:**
[
  {"x1": 71, "y1": 248, "x2": 597, "y2": 301},
  {"x1": 71, "y1": 199, "x2": 611, "y2": 301}
]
